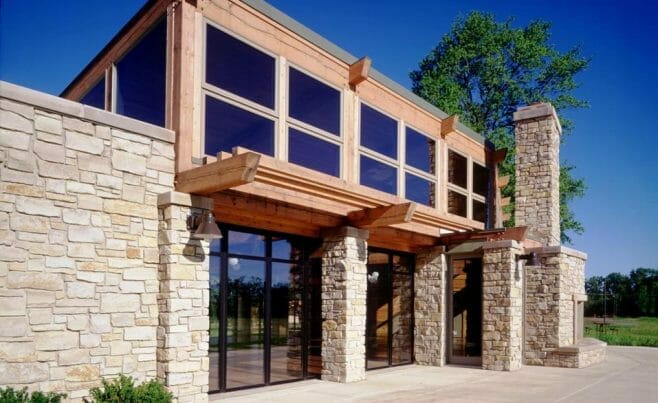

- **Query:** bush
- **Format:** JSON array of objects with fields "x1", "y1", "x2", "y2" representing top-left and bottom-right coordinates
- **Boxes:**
[
  {"x1": 84, "y1": 374, "x2": 172, "y2": 403},
  {"x1": 0, "y1": 387, "x2": 66, "y2": 403}
]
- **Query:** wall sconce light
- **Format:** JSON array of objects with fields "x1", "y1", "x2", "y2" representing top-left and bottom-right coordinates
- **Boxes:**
[
  {"x1": 515, "y1": 251, "x2": 539, "y2": 280},
  {"x1": 367, "y1": 271, "x2": 379, "y2": 284},
  {"x1": 187, "y1": 210, "x2": 222, "y2": 240}
]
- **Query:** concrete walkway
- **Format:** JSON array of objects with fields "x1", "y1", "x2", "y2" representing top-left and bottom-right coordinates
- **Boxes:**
[{"x1": 212, "y1": 346, "x2": 658, "y2": 402}]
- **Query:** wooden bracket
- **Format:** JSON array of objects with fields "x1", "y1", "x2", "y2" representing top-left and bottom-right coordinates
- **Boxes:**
[
  {"x1": 441, "y1": 115, "x2": 459, "y2": 138},
  {"x1": 493, "y1": 148, "x2": 508, "y2": 165},
  {"x1": 175, "y1": 152, "x2": 261, "y2": 195},
  {"x1": 347, "y1": 202, "x2": 416, "y2": 228},
  {"x1": 349, "y1": 56, "x2": 372, "y2": 87}
]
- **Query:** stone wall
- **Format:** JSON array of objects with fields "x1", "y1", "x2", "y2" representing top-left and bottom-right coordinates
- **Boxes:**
[
  {"x1": 0, "y1": 82, "x2": 174, "y2": 400},
  {"x1": 413, "y1": 246, "x2": 445, "y2": 366},
  {"x1": 513, "y1": 103, "x2": 561, "y2": 246},
  {"x1": 320, "y1": 227, "x2": 368, "y2": 383},
  {"x1": 482, "y1": 241, "x2": 523, "y2": 371}
]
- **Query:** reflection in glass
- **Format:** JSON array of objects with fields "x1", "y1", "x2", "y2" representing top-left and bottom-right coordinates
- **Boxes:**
[
  {"x1": 209, "y1": 254, "x2": 221, "y2": 391},
  {"x1": 391, "y1": 255, "x2": 412, "y2": 365},
  {"x1": 473, "y1": 163, "x2": 489, "y2": 197},
  {"x1": 307, "y1": 259, "x2": 322, "y2": 377},
  {"x1": 473, "y1": 199, "x2": 487, "y2": 224},
  {"x1": 405, "y1": 173, "x2": 434, "y2": 207},
  {"x1": 360, "y1": 104, "x2": 398, "y2": 158},
  {"x1": 288, "y1": 128, "x2": 340, "y2": 177},
  {"x1": 228, "y1": 230, "x2": 265, "y2": 257},
  {"x1": 451, "y1": 258, "x2": 482, "y2": 358},
  {"x1": 289, "y1": 68, "x2": 340, "y2": 135},
  {"x1": 226, "y1": 259, "x2": 265, "y2": 389},
  {"x1": 366, "y1": 252, "x2": 389, "y2": 369},
  {"x1": 405, "y1": 127, "x2": 435, "y2": 173},
  {"x1": 206, "y1": 25, "x2": 275, "y2": 109},
  {"x1": 448, "y1": 150, "x2": 467, "y2": 188},
  {"x1": 204, "y1": 96, "x2": 274, "y2": 157},
  {"x1": 360, "y1": 155, "x2": 397, "y2": 195},
  {"x1": 270, "y1": 262, "x2": 303, "y2": 383},
  {"x1": 80, "y1": 78, "x2": 105, "y2": 110},
  {"x1": 448, "y1": 190, "x2": 467, "y2": 217}
]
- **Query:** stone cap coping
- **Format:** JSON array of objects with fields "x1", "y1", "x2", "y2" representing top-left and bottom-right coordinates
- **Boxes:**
[
  {"x1": 513, "y1": 102, "x2": 562, "y2": 135},
  {"x1": 555, "y1": 338, "x2": 607, "y2": 354},
  {"x1": 158, "y1": 191, "x2": 214, "y2": 210},
  {"x1": 0, "y1": 80, "x2": 175, "y2": 144},
  {"x1": 482, "y1": 239, "x2": 522, "y2": 250},
  {"x1": 525, "y1": 245, "x2": 588, "y2": 260},
  {"x1": 320, "y1": 226, "x2": 369, "y2": 240},
  {"x1": 573, "y1": 293, "x2": 588, "y2": 302}
]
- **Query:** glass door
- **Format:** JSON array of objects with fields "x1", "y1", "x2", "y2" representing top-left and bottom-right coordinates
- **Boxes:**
[
  {"x1": 366, "y1": 250, "x2": 413, "y2": 369},
  {"x1": 449, "y1": 257, "x2": 482, "y2": 365}
]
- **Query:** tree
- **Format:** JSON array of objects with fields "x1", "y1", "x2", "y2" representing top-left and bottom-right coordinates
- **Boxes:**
[{"x1": 410, "y1": 11, "x2": 589, "y2": 243}]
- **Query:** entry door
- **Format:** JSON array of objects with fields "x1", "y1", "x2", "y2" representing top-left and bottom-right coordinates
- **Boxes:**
[
  {"x1": 366, "y1": 250, "x2": 413, "y2": 369},
  {"x1": 449, "y1": 257, "x2": 482, "y2": 365}
]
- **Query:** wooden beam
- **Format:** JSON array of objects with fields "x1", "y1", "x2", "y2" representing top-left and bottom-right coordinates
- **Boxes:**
[
  {"x1": 497, "y1": 175, "x2": 510, "y2": 189},
  {"x1": 349, "y1": 56, "x2": 371, "y2": 87},
  {"x1": 493, "y1": 148, "x2": 508, "y2": 164},
  {"x1": 175, "y1": 152, "x2": 260, "y2": 195},
  {"x1": 441, "y1": 114, "x2": 459, "y2": 138},
  {"x1": 500, "y1": 197, "x2": 511, "y2": 208},
  {"x1": 348, "y1": 202, "x2": 416, "y2": 228}
]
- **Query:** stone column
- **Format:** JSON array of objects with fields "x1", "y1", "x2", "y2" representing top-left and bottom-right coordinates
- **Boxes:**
[
  {"x1": 414, "y1": 246, "x2": 446, "y2": 366},
  {"x1": 513, "y1": 103, "x2": 562, "y2": 246},
  {"x1": 157, "y1": 192, "x2": 211, "y2": 402},
  {"x1": 320, "y1": 227, "x2": 368, "y2": 383},
  {"x1": 482, "y1": 240, "x2": 523, "y2": 371}
]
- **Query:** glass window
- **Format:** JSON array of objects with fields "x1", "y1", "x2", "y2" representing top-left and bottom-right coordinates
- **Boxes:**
[
  {"x1": 289, "y1": 68, "x2": 340, "y2": 135},
  {"x1": 80, "y1": 78, "x2": 105, "y2": 109},
  {"x1": 360, "y1": 104, "x2": 397, "y2": 159},
  {"x1": 448, "y1": 190, "x2": 467, "y2": 217},
  {"x1": 288, "y1": 128, "x2": 339, "y2": 177},
  {"x1": 360, "y1": 155, "x2": 397, "y2": 195},
  {"x1": 448, "y1": 150, "x2": 467, "y2": 188},
  {"x1": 473, "y1": 199, "x2": 487, "y2": 223},
  {"x1": 473, "y1": 163, "x2": 489, "y2": 197},
  {"x1": 206, "y1": 25, "x2": 275, "y2": 109},
  {"x1": 405, "y1": 127, "x2": 435, "y2": 173},
  {"x1": 228, "y1": 230, "x2": 265, "y2": 257},
  {"x1": 115, "y1": 18, "x2": 166, "y2": 126},
  {"x1": 405, "y1": 173, "x2": 434, "y2": 207},
  {"x1": 205, "y1": 96, "x2": 274, "y2": 156}
]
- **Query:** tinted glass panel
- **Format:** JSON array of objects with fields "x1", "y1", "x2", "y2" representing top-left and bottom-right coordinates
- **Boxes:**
[
  {"x1": 116, "y1": 18, "x2": 166, "y2": 126},
  {"x1": 209, "y1": 253, "x2": 221, "y2": 392},
  {"x1": 288, "y1": 128, "x2": 339, "y2": 177},
  {"x1": 405, "y1": 127, "x2": 435, "y2": 173},
  {"x1": 205, "y1": 96, "x2": 274, "y2": 156},
  {"x1": 206, "y1": 26, "x2": 275, "y2": 109},
  {"x1": 473, "y1": 163, "x2": 489, "y2": 197},
  {"x1": 228, "y1": 230, "x2": 265, "y2": 257},
  {"x1": 405, "y1": 173, "x2": 434, "y2": 207},
  {"x1": 391, "y1": 254, "x2": 412, "y2": 365},
  {"x1": 473, "y1": 199, "x2": 487, "y2": 223},
  {"x1": 360, "y1": 155, "x2": 397, "y2": 195},
  {"x1": 270, "y1": 262, "x2": 304, "y2": 383},
  {"x1": 448, "y1": 190, "x2": 467, "y2": 217},
  {"x1": 366, "y1": 252, "x2": 389, "y2": 369},
  {"x1": 451, "y1": 258, "x2": 482, "y2": 359},
  {"x1": 226, "y1": 259, "x2": 265, "y2": 389},
  {"x1": 80, "y1": 78, "x2": 105, "y2": 109},
  {"x1": 360, "y1": 104, "x2": 397, "y2": 158},
  {"x1": 448, "y1": 150, "x2": 467, "y2": 188},
  {"x1": 289, "y1": 68, "x2": 340, "y2": 135}
]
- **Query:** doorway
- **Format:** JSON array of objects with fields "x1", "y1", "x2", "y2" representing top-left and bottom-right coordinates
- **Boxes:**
[
  {"x1": 209, "y1": 226, "x2": 322, "y2": 393},
  {"x1": 448, "y1": 257, "x2": 483, "y2": 366},
  {"x1": 366, "y1": 250, "x2": 414, "y2": 370}
]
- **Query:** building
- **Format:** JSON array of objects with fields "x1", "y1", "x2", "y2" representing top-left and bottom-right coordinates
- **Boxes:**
[{"x1": 0, "y1": 0, "x2": 605, "y2": 401}]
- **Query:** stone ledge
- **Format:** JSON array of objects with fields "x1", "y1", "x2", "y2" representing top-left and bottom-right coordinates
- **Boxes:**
[
  {"x1": 157, "y1": 191, "x2": 214, "y2": 210},
  {"x1": 555, "y1": 338, "x2": 607, "y2": 354},
  {"x1": 482, "y1": 240, "x2": 521, "y2": 250},
  {"x1": 513, "y1": 102, "x2": 562, "y2": 135},
  {"x1": 526, "y1": 245, "x2": 588, "y2": 260},
  {"x1": 0, "y1": 80, "x2": 174, "y2": 144}
]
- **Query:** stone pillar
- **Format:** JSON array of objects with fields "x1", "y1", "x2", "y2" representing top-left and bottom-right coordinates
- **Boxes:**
[
  {"x1": 157, "y1": 192, "x2": 211, "y2": 402},
  {"x1": 414, "y1": 246, "x2": 446, "y2": 366},
  {"x1": 482, "y1": 241, "x2": 523, "y2": 371},
  {"x1": 513, "y1": 103, "x2": 562, "y2": 246},
  {"x1": 320, "y1": 226, "x2": 368, "y2": 383}
]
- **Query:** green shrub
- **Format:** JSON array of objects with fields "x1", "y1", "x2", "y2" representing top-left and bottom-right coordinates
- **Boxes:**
[
  {"x1": 84, "y1": 374, "x2": 172, "y2": 403},
  {"x1": 0, "y1": 386, "x2": 66, "y2": 403}
]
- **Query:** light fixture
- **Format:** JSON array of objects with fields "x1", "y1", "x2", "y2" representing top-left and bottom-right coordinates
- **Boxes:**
[
  {"x1": 187, "y1": 210, "x2": 222, "y2": 240},
  {"x1": 515, "y1": 251, "x2": 539, "y2": 280},
  {"x1": 367, "y1": 271, "x2": 379, "y2": 284}
]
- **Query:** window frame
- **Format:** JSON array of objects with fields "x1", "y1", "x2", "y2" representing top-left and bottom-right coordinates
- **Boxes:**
[
  {"x1": 403, "y1": 124, "x2": 438, "y2": 207},
  {"x1": 446, "y1": 147, "x2": 488, "y2": 223}
]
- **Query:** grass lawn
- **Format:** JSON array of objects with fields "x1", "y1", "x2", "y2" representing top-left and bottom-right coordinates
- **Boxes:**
[{"x1": 585, "y1": 317, "x2": 658, "y2": 347}]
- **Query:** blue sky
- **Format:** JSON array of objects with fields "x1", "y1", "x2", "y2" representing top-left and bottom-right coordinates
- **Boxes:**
[{"x1": 1, "y1": 1, "x2": 656, "y2": 277}]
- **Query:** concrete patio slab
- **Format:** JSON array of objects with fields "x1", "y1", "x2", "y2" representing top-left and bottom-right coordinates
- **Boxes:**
[{"x1": 212, "y1": 346, "x2": 657, "y2": 402}]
